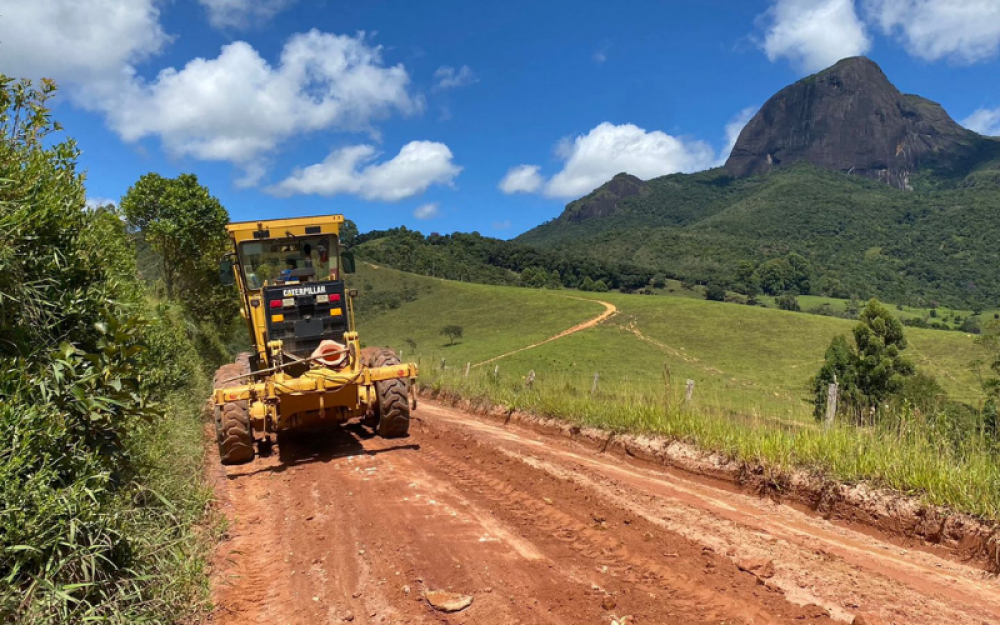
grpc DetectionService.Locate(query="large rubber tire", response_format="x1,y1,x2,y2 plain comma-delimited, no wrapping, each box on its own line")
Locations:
213,355,255,465
370,349,410,438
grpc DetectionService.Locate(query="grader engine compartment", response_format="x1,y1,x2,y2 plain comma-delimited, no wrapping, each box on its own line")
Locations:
210,213,418,465
262,281,348,359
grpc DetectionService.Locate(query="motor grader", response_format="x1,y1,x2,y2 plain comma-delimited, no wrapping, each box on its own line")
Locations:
211,214,417,465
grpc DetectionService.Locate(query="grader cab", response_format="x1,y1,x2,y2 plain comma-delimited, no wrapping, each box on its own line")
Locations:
211,214,417,465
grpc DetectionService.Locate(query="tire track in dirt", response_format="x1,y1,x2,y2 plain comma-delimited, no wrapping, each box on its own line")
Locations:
473,298,617,367
419,401,1000,625
208,415,836,623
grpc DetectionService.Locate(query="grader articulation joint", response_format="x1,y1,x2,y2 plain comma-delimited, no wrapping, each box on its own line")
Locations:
211,214,417,465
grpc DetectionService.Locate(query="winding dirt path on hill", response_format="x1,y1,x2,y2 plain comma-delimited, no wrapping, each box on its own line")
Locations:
473,298,617,367
207,399,1000,625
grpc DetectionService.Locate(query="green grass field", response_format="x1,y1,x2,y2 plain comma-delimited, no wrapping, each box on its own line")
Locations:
354,263,1000,520
355,263,985,418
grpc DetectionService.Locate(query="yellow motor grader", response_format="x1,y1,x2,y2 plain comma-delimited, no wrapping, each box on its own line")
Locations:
211,214,417,465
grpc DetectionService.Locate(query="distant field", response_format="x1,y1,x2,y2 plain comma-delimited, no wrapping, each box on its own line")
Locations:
354,263,985,420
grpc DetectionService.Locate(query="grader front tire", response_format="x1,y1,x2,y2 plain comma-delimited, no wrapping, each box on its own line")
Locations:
213,355,255,465
370,349,410,438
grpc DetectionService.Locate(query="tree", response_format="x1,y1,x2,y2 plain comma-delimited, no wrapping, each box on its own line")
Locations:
120,173,229,301
705,283,726,301
812,299,915,423
776,294,800,311
441,325,464,345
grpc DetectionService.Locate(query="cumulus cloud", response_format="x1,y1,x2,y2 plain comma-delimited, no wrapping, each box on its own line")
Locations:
962,108,1000,136
544,123,716,198
198,0,296,30
759,0,872,72
111,31,419,181
433,65,478,90
0,0,169,85
864,0,1000,64
267,140,461,201
498,165,545,194
718,106,758,165
0,9,423,185
413,203,440,220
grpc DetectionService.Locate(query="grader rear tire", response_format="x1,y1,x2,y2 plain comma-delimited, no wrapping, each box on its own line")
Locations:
370,349,410,438
213,356,255,465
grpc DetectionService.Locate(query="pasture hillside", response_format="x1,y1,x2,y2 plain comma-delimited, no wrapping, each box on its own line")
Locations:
353,264,983,419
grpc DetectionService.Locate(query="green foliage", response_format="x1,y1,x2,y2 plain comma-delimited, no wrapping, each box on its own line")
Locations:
441,324,464,345
812,299,915,423
705,283,726,301
0,77,213,623
517,164,1000,309
776,294,801,311
120,172,235,328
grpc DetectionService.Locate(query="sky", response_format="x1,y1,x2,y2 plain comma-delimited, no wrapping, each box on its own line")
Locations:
1,0,1000,238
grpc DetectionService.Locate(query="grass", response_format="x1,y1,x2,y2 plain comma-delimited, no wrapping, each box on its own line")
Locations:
424,365,1000,520
356,264,984,417
355,263,1000,520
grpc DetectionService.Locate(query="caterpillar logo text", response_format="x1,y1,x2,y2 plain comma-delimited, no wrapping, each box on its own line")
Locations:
283,286,326,297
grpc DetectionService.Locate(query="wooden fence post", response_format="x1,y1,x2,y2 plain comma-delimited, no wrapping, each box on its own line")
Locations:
494,365,499,380
440,357,446,371
465,362,471,378
825,378,839,429
684,379,695,405
526,370,535,389
591,372,600,396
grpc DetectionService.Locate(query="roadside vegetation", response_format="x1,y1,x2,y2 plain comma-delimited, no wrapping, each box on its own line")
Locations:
357,264,1000,520
0,78,236,624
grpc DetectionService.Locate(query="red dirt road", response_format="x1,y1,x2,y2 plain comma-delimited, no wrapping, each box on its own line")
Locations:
208,402,1000,624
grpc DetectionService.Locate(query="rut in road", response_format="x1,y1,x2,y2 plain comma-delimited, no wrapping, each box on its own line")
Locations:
209,398,1000,624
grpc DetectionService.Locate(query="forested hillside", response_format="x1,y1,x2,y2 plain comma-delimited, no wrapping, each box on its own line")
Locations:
517,162,1000,308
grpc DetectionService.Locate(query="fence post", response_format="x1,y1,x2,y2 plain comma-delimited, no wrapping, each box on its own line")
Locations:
440,357,446,371
591,372,600,396
825,378,839,429
465,362,471,378
399,350,403,361
684,379,695,405
494,365,499,380
526,370,535,389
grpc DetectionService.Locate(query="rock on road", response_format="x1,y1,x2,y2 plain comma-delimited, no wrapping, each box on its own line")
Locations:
207,401,1000,624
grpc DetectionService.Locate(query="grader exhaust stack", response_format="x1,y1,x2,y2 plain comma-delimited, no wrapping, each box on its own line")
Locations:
211,214,418,465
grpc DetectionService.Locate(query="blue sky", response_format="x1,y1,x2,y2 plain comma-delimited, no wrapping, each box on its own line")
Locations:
2,0,1000,237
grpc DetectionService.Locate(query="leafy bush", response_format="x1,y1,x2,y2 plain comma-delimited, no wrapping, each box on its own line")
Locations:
0,77,216,623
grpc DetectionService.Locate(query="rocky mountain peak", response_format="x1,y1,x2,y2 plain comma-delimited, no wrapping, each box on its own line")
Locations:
724,56,977,189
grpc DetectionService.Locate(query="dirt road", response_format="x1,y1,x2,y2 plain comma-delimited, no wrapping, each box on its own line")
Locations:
209,401,1000,624
474,298,617,367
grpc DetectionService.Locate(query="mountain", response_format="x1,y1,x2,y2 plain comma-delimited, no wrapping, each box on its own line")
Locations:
514,57,1000,308
725,57,983,190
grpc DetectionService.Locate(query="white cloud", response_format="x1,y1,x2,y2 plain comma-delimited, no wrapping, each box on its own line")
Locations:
498,165,544,194
198,0,295,30
492,219,513,230
267,140,461,201
543,123,716,198
85,197,117,210
433,65,478,90
718,106,758,165
593,51,608,64
0,11,423,185
413,203,440,220
962,108,1000,135
865,0,1000,64
759,0,872,73
109,31,421,180
0,0,169,84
